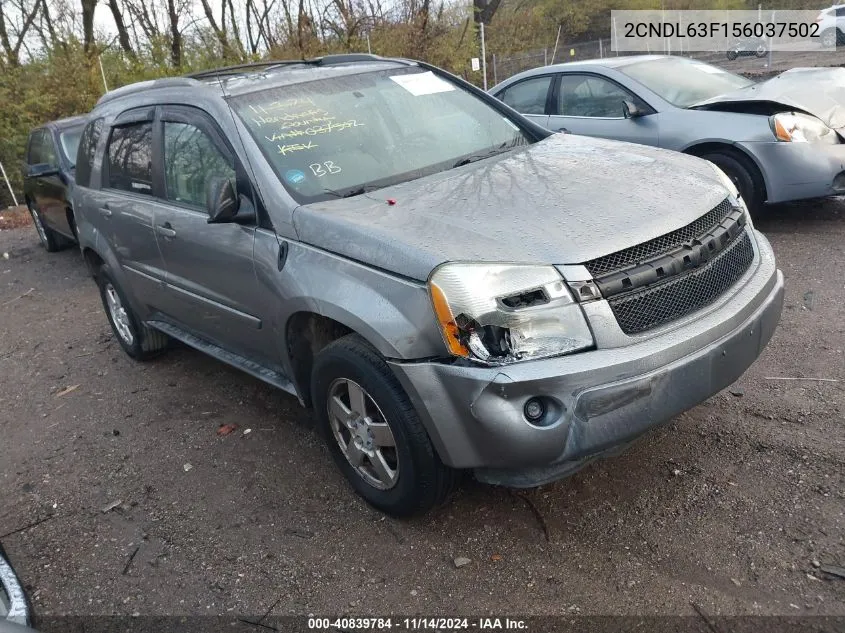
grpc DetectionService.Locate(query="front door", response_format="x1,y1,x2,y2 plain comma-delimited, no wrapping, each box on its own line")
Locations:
547,73,660,146
27,129,66,232
495,75,553,129
152,108,274,366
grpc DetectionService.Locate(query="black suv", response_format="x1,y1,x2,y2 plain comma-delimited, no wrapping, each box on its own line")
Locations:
22,115,87,251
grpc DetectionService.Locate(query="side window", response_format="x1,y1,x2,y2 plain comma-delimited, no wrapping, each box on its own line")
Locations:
498,76,552,115
75,118,104,188
107,122,154,195
558,75,639,118
163,121,235,208
40,131,58,166
28,130,57,166
835,7,845,17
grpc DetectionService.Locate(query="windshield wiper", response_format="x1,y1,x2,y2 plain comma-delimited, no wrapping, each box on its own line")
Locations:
323,184,384,199
452,142,517,168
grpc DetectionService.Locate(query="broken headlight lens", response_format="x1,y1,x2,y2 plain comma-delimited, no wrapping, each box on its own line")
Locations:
428,263,594,364
770,112,837,144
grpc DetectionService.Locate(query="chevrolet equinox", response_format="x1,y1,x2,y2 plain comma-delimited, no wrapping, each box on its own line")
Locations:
73,55,785,516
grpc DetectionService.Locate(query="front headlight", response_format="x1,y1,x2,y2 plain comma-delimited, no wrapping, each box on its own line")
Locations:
428,263,594,364
770,112,837,144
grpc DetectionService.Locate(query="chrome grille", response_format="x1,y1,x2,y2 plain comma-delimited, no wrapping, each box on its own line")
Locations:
608,230,755,335
585,199,735,277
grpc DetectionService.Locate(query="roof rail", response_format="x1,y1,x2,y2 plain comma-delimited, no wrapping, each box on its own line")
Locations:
312,53,391,64
96,77,201,106
186,54,408,81
186,60,308,80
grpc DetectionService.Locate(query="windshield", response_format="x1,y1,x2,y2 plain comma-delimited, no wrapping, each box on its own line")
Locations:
59,127,83,167
230,67,531,203
621,58,754,108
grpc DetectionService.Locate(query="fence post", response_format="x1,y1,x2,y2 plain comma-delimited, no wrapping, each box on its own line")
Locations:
492,54,497,86
544,48,548,65
599,38,603,58
480,22,488,91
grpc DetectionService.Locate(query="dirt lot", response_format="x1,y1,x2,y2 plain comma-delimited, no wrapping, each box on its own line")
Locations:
0,200,843,623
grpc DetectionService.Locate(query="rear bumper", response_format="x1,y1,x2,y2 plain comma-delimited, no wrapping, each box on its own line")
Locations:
388,230,784,487
739,140,845,203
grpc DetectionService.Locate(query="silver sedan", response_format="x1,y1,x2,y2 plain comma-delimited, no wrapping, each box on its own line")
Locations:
491,55,845,213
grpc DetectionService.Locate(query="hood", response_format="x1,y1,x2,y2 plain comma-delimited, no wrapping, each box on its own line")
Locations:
694,67,845,129
292,134,731,281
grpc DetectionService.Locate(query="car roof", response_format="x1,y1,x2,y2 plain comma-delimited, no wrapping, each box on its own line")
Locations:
94,55,417,109
490,55,674,91
547,54,670,70
40,114,88,131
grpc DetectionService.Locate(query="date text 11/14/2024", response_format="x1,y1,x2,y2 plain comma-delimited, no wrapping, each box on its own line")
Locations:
308,617,529,630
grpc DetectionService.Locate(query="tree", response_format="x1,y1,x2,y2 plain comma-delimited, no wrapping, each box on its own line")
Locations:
0,0,41,65
80,0,95,53
107,0,136,59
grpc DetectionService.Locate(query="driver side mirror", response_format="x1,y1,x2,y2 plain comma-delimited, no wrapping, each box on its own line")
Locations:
622,100,646,119
206,177,240,223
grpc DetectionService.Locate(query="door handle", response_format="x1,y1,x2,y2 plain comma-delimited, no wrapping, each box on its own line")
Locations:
99,207,112,217
156,223,176,238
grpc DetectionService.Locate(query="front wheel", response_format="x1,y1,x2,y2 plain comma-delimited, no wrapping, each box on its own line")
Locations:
821,28,839,49
755,46,767,58
311,334,457,517
700,150,765,217
726,50,738,61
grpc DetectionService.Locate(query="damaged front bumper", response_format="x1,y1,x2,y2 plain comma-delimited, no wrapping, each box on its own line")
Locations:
740,139,845,203
388,230,784,487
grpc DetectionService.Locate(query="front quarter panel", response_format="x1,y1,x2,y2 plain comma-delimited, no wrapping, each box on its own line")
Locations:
661,109,776,151
253,235,449,363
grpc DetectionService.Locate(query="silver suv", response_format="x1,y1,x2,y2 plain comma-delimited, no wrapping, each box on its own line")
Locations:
74,55,784,516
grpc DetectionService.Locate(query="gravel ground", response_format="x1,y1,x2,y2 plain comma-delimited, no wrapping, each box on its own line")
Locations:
0,200,843,624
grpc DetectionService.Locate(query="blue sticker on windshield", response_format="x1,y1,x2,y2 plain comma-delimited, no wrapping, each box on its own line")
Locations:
285,169,306,185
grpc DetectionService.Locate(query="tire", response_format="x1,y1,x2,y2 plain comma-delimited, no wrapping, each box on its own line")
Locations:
311,334,457,517
755,46,767,58
96,264,169,360
821,28,838,49
27,200,62,252
66,208,78,242
700,149,765,216
726,50,738,61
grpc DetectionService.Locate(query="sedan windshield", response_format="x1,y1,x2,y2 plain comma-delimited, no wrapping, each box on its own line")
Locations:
230,67,531,203
59,127,83,167
621,58,754,108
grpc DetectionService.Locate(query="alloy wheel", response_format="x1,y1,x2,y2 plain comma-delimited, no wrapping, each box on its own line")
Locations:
104,282,135,345
29,205,48,247
327,378,399,490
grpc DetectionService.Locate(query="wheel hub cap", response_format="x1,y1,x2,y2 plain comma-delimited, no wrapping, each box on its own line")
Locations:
104,283,134,345
327,378,399,490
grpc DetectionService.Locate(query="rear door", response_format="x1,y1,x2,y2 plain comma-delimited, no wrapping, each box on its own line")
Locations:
152,106,274,365
547,72,660,145
494,75,553,128
98,108,168,311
